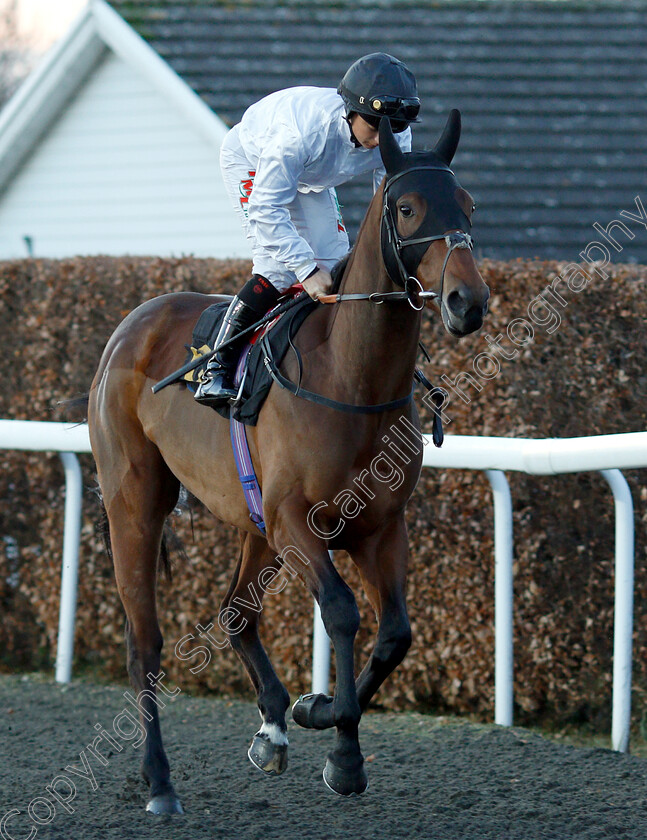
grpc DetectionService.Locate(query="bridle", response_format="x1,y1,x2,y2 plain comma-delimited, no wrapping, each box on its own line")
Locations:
382,165,474,309
254,164,472,428
323,164,474,310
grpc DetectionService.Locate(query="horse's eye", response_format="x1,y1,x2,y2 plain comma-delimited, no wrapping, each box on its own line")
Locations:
471,204,477,214
399,204,414,218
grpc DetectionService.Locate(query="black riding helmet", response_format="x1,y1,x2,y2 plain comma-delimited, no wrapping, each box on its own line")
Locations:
338,53,420,133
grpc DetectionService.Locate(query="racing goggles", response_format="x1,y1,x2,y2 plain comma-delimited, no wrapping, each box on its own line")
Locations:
362,114,408,134
368,95,420,122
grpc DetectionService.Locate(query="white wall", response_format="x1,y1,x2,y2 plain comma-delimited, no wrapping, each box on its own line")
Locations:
0,50,251,259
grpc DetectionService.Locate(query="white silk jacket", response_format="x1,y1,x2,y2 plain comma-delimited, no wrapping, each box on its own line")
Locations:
232,86,412,278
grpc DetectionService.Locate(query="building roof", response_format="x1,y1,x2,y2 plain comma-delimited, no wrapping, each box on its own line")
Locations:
0,0,229,196
105,0,647,262
0,0,248,258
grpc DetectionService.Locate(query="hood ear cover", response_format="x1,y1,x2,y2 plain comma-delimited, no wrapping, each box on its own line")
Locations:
379,117,405,174
378,109,469,289
434,109,461,166
379,108,462,173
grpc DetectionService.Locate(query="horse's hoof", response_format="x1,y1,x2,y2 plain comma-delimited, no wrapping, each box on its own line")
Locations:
145,793,184,815
323,758,369,797
248,733,288,776
291,693,334,730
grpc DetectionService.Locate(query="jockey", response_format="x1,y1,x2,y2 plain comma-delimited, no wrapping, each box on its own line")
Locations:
195,52,421,407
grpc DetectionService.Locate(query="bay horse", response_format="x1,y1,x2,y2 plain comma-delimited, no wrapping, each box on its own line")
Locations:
88,112,489,814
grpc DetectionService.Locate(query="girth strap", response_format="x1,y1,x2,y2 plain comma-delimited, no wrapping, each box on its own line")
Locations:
230,345,266,533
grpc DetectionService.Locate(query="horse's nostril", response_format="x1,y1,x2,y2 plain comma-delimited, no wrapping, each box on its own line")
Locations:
446,288,472,316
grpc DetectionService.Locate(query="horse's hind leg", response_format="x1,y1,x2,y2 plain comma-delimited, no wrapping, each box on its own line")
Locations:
221,533,291,776
97,435,182,815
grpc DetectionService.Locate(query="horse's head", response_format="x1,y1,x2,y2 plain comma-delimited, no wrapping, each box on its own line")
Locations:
379,111,489,336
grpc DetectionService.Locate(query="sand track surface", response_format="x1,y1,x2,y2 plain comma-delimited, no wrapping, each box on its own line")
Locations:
1,674,646,839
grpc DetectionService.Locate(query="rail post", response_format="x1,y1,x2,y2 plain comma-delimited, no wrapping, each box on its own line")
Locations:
600,469,634,752
486,470,514,727
55,452,83,683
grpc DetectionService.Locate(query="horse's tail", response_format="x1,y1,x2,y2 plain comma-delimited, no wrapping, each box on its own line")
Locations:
59,393,187,581
56,393,90,423
93,483,187,583
159,505,189,582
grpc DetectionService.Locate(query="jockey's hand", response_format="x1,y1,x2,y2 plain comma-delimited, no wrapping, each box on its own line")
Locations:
303,268,333,301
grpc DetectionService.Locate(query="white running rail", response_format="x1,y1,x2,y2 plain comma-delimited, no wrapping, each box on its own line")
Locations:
0,420,92,683
420,431,646,752
1,420,645,751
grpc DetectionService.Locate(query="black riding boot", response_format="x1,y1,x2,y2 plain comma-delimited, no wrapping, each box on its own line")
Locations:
194,295,259,407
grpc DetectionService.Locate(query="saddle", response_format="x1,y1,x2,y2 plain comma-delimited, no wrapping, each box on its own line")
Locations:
182,292,318,426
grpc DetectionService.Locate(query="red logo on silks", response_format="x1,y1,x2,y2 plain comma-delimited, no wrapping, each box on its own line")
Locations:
333,192,347,233
253,284,263,294
239,171,255,214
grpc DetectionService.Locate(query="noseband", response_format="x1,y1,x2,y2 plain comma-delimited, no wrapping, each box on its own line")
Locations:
380,165,473,309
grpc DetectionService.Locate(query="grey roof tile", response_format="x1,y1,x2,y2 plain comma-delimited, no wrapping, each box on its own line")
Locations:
106,0,647,262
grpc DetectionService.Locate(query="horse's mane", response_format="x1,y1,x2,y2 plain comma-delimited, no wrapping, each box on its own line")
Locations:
330,251,351,294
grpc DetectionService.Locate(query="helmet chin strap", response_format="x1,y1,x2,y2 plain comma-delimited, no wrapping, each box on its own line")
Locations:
345,114,363,148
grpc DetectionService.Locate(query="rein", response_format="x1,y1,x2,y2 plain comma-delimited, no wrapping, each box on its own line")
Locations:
260,332,443,444
261,334,416,415
154,163,466,435
319,228,472,311
319,285,436,308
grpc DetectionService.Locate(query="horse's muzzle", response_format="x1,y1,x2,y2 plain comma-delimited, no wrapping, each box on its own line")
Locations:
442,284,489,336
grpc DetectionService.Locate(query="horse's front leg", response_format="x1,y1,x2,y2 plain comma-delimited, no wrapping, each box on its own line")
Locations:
221,532,291,776
293,516,411,719
273,507,367,796
352,516,412,711
318,562,367,796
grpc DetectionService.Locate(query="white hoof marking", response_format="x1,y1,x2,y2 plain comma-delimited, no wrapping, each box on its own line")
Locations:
258,721,289,746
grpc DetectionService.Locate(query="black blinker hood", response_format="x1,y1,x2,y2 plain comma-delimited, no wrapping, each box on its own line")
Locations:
380,157,472,287
378,110,473,288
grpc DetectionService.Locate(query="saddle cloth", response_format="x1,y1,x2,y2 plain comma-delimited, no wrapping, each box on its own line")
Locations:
182,292,318,426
